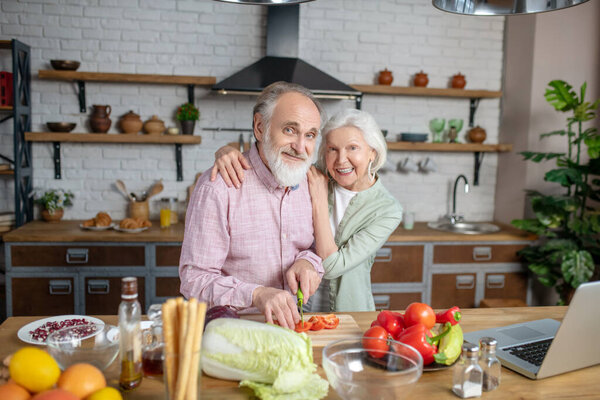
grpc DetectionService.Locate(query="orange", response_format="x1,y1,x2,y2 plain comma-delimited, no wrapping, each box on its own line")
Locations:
9,347,61,393
0,381,31,400
57,363,106,399
31,389,79,400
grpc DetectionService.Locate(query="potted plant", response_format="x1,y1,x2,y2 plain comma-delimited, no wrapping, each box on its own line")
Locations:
512,80,600,304
176,102,199,135
35,189,74,222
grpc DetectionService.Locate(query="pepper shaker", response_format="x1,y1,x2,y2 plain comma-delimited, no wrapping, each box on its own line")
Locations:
452,342,483,398
479,337,501,391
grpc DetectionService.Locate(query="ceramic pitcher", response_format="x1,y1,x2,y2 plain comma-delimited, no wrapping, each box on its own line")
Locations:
90,105,112,133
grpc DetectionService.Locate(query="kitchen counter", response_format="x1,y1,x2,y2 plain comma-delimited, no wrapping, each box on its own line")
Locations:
0,307,597,399
3,220,534,243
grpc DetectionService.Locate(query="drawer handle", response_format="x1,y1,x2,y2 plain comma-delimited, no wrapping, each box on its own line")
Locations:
373,295,391,310
49,280,72,295
375,247,392,262
88,279,110,294
473,246,492,261
486,274,505,289
456,275,475,290
66,248,89,264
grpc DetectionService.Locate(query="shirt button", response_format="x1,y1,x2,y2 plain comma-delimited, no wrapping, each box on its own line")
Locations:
282,233,287,239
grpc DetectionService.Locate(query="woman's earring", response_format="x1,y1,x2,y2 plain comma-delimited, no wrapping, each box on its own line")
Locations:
368,160,375,181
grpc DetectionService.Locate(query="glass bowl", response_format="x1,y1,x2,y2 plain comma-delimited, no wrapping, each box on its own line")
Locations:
322,337,423,400
46,323,119,371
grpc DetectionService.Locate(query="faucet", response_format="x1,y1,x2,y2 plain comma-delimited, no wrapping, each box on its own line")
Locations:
448,174,469,224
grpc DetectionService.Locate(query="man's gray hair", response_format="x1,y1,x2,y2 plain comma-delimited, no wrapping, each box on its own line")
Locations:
253,81,325,133
317,109,387,174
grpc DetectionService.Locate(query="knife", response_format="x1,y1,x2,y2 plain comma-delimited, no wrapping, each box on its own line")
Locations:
297,288,304,327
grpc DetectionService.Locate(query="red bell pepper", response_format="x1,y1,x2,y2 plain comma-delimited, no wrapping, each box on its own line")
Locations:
435,306,461,325
394,323,450,365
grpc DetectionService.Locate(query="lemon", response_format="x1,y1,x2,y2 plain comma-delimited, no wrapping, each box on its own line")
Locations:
9,346,61,393
86,387,123,400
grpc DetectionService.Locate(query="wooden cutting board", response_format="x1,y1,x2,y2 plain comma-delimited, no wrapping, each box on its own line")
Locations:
242,314,363,347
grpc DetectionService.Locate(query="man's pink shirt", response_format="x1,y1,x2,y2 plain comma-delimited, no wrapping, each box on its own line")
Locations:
179,143,323,312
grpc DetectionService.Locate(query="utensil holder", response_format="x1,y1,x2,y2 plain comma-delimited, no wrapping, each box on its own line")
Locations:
130,200,149,220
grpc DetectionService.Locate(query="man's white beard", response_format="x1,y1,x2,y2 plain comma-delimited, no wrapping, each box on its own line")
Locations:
262,132,314,187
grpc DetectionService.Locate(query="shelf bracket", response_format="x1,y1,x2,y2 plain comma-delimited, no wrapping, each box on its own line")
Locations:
473,151,484,186
53,141,62,179
77,80,86,113
175,144,183,181
187,85,195,104
0,114,13,124
355,95,362,110
0,153,14,164
468,98,480,127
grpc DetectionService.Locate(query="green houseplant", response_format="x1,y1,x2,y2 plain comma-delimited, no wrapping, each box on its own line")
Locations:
176,102,200,135
512,80,600,304
35,189,74,222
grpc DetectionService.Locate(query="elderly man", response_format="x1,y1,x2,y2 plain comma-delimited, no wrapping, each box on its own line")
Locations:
179,82,324,329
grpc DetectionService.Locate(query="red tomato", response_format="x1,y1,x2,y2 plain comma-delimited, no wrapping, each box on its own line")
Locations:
404,303,436,329
370,319,381,328
321,314,340,329
294,320,312,332
362,326,390,359
309,316,325,331
376,310,404,337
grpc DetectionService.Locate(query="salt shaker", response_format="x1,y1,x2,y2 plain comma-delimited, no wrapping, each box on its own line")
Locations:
479,337,501,391
452,342,483,398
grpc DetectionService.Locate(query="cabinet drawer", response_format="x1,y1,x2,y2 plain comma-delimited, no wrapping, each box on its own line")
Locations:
12,277,75,316
431,273,476,309
371,245,423,283
11,245,145,267
433,244,526,264
155,277,182,297
156,246,182,267
373,292,422,311
85,277,145,315
484,272,528,302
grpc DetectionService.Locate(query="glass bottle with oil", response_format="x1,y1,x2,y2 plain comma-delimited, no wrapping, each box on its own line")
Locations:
119,277,143,390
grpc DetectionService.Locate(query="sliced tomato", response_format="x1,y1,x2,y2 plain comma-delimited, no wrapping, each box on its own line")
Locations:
309,316,325,331
294,320,312,333
321,314,340,329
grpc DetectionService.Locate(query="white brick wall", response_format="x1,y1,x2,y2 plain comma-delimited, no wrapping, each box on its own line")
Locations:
0,0,505,222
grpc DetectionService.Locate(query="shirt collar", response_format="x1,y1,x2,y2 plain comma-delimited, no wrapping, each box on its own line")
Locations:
248,142,283,193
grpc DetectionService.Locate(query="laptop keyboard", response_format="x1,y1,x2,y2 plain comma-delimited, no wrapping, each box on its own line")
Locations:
504,338,553,366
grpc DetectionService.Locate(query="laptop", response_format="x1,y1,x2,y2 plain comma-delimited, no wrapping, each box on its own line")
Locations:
463,281,600,379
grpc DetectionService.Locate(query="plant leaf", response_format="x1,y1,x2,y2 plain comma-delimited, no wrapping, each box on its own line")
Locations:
584,135,600,159
528,263,551,276
538,275,557,287
545,80,578,112
540,130,567,139
544,168,581,187
561,250,595,287
511,219,556,236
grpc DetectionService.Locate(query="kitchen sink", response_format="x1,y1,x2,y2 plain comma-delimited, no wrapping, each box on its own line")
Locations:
427,220,501,235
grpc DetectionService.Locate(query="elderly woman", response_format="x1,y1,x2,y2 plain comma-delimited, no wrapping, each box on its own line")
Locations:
211,109,402,311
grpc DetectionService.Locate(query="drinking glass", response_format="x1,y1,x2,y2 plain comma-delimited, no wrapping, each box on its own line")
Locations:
448,119,464,143
429,118,445,143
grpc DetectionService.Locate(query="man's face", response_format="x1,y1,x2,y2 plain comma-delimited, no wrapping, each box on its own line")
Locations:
255,92,321,186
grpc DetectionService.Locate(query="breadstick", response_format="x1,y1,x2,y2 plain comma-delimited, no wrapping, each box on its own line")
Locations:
178,298,189,364
162,299,177,399
186,301,207,400
175,299,198,400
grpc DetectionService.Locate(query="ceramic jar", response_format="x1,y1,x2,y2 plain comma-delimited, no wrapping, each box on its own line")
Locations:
378,68,393,85
451,73,467,89
413,71,429,87
41,208,64,223
119,111,143,134
89,105,112,133
468,126,487,143
143,115,165,135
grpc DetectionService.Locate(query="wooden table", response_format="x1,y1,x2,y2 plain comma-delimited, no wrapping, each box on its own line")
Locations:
1,307,598,399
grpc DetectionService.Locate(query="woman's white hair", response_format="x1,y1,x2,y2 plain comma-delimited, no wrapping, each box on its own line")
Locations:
317,109,387,175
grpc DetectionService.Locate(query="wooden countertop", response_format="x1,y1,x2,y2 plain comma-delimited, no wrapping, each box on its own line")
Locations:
3,220,534,243
0,307,597,399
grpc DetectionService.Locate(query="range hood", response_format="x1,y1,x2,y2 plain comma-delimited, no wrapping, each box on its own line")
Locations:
212,4,361,100
432,0,589,16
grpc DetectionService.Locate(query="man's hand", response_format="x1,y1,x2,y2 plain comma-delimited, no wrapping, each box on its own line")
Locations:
286,259,322,304
209,145,251,188
252,286,300,330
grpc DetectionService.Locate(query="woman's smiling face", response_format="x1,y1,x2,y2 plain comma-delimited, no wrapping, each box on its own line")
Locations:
325,125,376,192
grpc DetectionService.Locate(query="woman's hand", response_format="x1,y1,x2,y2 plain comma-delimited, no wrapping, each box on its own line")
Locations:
307,166,329,206
210,145,251,188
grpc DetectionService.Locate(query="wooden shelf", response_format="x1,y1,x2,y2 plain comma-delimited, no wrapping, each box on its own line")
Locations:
38,70,216,86
0,169,15,176
386,142,511,152
26,132,202,144
0,40,11,50
0,105,13,112
351,84,502,99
